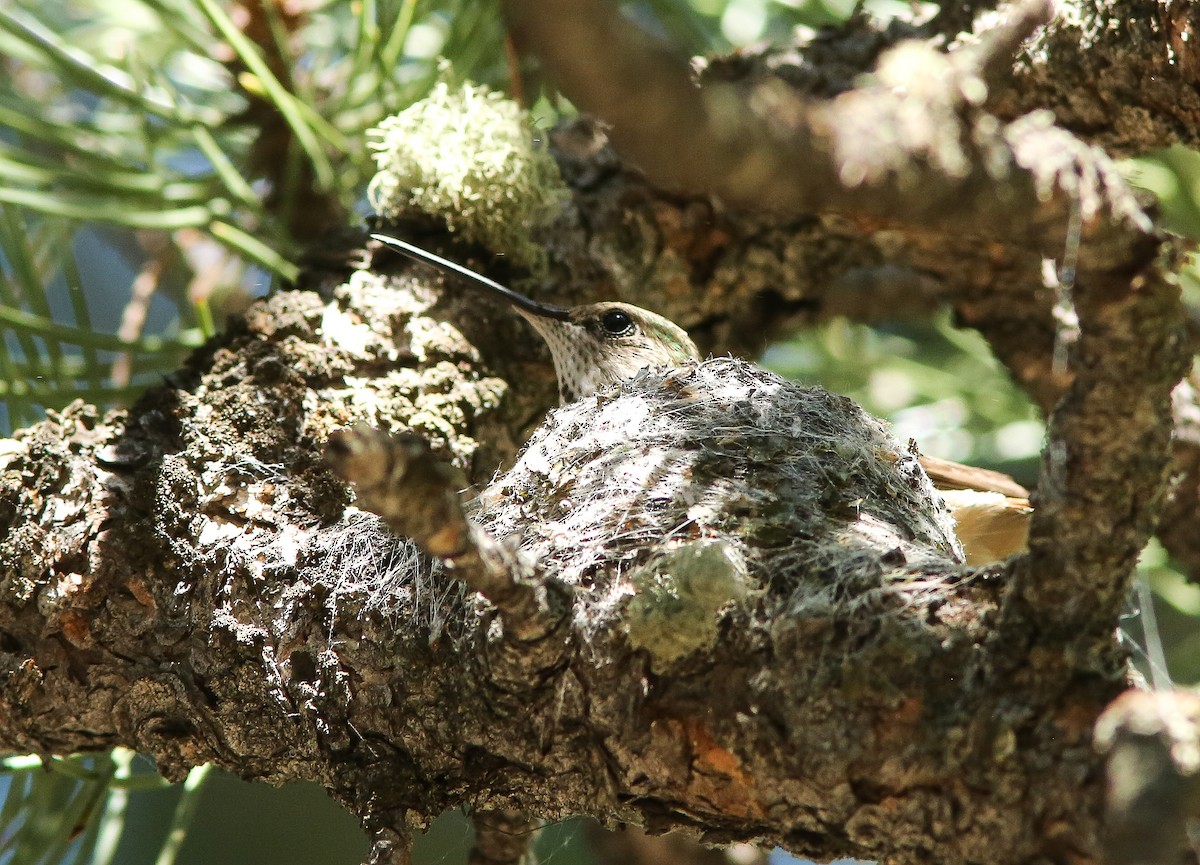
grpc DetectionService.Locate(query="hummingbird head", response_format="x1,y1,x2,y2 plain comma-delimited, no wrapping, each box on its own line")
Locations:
371,234,700,403
518,302,700,403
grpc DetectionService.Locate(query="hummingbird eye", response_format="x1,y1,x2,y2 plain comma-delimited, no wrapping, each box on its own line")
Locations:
599,309,636,337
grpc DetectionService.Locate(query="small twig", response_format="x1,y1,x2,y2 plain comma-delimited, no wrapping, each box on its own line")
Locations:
325,427,566,644
585,822,770,865
366,828,413,865
468,810,538,865
112,233,175,387
955,0,1055,85
503,31,526,108
153,763,213,865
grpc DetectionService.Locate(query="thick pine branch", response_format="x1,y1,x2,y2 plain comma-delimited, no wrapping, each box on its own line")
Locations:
1,0,1198,863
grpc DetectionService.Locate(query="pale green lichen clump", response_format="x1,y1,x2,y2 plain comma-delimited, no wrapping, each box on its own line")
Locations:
367,76,569,271
625,540,751,666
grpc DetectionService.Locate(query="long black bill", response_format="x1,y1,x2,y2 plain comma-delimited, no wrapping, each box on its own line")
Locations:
371,234,571,322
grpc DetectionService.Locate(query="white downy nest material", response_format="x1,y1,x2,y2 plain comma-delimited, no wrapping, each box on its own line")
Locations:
471,357,965,656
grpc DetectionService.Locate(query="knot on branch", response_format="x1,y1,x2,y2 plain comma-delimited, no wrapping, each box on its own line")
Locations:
1096,690,1200,865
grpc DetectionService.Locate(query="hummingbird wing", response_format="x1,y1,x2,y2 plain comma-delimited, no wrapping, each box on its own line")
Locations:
937,489,1033,565
917,455,1029,498
918,455,1032,565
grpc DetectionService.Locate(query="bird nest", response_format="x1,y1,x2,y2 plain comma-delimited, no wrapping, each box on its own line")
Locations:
472,357,965,659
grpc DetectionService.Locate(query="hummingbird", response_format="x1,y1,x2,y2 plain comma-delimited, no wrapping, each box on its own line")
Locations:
369,234,699,403
369,233,1032,564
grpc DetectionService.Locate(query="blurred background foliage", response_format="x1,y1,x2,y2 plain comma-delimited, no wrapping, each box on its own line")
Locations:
0,0,1195,863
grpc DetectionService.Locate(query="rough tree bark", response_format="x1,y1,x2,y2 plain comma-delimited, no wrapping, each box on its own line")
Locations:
2,0,1199,863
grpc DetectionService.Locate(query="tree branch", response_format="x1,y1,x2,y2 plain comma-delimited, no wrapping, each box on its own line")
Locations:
1014,250,1191,631
503,0,1152,265
0,270,1131,863
979,0,1200,155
